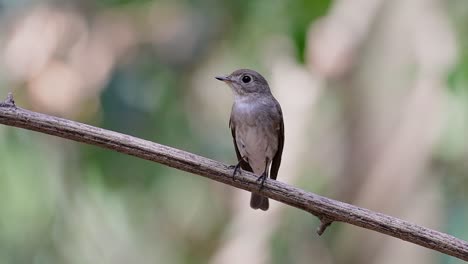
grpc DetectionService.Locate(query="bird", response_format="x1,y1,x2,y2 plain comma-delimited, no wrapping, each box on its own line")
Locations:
216,69,284,211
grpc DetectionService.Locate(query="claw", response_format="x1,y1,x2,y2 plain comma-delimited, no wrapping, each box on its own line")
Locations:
256,172,267,190
229,162,242,180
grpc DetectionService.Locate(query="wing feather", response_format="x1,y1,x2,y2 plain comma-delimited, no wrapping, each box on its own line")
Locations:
229,116,253,172
270,101,284,180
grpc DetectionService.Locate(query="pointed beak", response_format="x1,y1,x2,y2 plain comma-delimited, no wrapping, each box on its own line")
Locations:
215,75,232,82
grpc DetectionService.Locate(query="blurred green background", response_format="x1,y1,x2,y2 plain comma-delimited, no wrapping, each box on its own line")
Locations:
0,0,467,263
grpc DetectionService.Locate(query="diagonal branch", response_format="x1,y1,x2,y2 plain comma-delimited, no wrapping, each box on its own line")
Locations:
0,94,467,261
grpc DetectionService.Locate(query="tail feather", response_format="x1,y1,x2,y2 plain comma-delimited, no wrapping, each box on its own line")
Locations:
250,193,269,211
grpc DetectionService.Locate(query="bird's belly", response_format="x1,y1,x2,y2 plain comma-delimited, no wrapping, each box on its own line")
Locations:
236,126,278,175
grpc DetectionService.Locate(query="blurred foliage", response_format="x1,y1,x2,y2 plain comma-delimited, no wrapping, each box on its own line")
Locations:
0,0,467,264
0,0,332,263
288,0,330,62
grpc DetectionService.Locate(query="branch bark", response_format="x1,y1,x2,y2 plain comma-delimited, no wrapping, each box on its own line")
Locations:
0,94,467,261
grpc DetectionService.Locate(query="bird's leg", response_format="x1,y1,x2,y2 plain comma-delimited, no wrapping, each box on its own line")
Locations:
256,158,270,190
228,156,247,180
229,161,242,179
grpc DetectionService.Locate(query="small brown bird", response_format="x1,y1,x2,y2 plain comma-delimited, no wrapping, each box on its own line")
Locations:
216,69,284,211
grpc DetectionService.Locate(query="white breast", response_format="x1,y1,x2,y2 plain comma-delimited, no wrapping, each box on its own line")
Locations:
233,97,279,175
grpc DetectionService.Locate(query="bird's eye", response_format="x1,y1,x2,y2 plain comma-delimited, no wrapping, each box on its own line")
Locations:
241,75,252,83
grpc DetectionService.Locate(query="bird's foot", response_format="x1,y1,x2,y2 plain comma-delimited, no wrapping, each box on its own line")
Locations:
228,163,242,180
256,172,267,190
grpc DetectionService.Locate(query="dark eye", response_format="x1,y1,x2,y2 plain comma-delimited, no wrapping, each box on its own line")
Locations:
241,75,252,83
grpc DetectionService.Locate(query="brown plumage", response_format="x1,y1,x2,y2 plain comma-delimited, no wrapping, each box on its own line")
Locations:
216,69,284,211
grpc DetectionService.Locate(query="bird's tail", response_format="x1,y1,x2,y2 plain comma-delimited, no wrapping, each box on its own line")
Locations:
250,193,269,211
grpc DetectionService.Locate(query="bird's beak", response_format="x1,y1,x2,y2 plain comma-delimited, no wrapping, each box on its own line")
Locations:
215,75,232,82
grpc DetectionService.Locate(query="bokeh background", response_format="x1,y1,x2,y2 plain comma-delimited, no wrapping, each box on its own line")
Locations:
0,0,467,263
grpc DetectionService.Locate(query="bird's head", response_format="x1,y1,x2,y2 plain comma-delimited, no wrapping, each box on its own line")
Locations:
216,69,271,96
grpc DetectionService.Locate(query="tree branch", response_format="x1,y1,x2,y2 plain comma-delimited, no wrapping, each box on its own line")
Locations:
0,94,466,261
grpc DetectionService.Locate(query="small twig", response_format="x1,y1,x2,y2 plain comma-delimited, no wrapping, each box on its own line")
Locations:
0,93,467,261
317,217,333,236
0,92,15,107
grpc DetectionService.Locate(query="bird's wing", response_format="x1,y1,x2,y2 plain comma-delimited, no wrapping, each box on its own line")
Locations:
229,116,253,172
270,101,284,180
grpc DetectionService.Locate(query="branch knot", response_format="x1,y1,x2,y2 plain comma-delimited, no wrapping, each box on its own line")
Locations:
316,216,333,236
0,92,16,108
